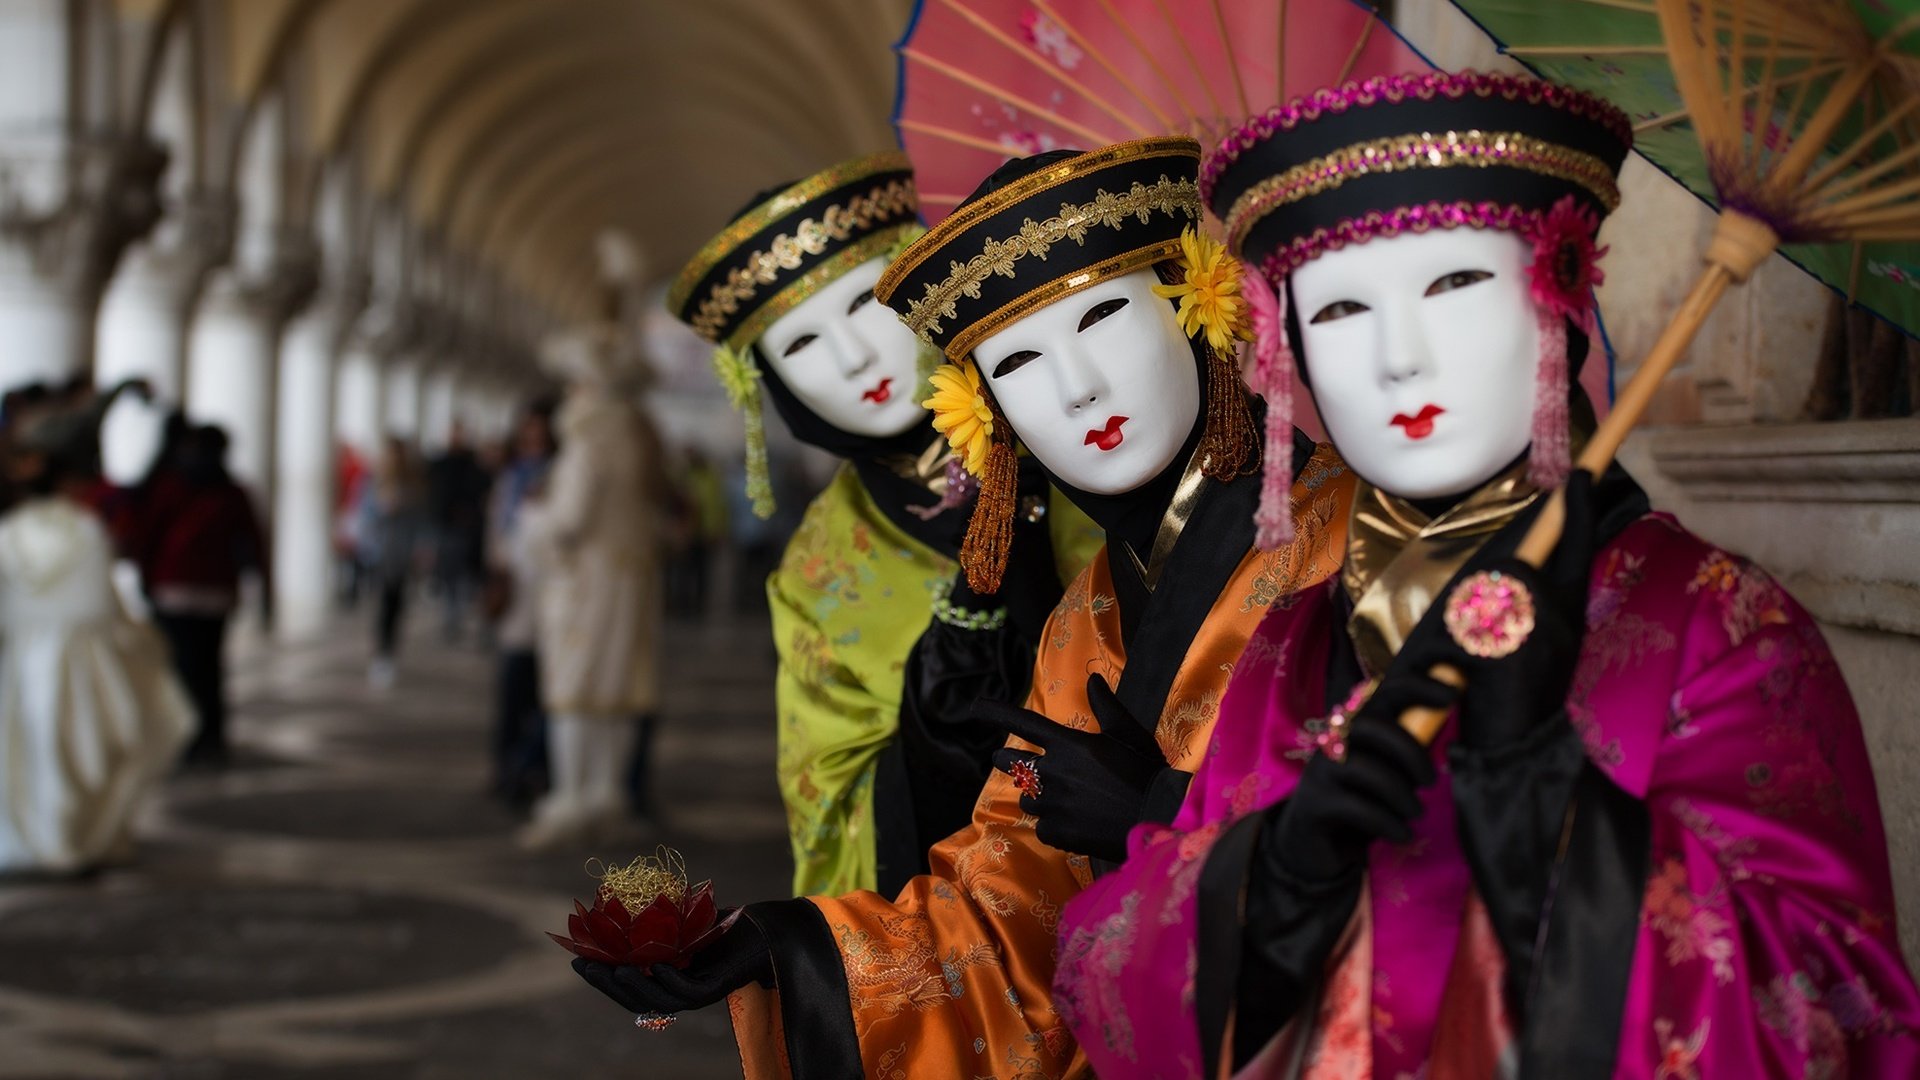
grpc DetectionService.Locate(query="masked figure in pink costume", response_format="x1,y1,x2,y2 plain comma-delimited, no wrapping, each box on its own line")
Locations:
1053,71,1920,1079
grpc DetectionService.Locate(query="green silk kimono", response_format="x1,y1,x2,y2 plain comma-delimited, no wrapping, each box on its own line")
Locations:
767,463,1098,895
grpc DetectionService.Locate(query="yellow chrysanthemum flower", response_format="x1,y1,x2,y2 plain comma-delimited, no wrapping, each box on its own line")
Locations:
923,360,995,476
1152,225,1254,353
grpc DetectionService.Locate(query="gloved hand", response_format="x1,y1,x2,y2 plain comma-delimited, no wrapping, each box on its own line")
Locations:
1392,468,1598,751
1233,675,1444,1067
572,910,772,1016
982,674,1170,862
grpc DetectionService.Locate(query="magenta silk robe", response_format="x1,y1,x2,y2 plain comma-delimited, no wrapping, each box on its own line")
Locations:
1055,514,1920,1078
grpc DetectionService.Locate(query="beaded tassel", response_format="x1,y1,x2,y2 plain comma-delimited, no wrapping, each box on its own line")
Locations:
959,397,1018,594
1244,271,1295,549
1198,343,1258,482
1528,309,1572,489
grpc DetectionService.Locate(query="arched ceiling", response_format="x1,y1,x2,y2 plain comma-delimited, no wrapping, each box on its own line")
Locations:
156,0,917,324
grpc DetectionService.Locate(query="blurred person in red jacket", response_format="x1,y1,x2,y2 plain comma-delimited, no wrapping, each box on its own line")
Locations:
133,424,269,767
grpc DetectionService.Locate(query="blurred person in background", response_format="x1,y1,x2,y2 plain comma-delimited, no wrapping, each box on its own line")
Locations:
425,419,489,643
486,403,557,809
0,393,194,874
132,424,269,767
517,325,665,849
359,435,424,689
332,440,368,609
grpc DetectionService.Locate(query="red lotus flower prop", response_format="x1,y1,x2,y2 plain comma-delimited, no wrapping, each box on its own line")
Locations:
547,848,738,969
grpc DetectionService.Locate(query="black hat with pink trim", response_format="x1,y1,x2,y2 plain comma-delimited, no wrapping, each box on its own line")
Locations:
1200,71,1633,546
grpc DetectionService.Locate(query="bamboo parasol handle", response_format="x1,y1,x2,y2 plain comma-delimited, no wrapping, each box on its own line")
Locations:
1397,211,1775,746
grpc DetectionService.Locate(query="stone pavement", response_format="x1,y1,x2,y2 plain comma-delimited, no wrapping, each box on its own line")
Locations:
0,613,792,1079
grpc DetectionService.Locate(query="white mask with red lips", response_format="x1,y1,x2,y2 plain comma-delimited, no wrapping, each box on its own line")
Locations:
1290,227,1542,502
758,257,928,439
971,269,1201,496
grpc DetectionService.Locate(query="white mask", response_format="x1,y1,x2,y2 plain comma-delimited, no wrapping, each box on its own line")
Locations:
972,269,1200,495
758,257,927,439
1291,227,1541,501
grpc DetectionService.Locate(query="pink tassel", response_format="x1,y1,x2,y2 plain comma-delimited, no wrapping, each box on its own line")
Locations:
1528,308,1572,489
1244,271,1295,549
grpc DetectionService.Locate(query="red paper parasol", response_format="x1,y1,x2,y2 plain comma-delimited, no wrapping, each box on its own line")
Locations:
891,0,1429,222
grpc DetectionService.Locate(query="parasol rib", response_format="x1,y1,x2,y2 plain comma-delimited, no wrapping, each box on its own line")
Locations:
1631,61,1850,136
897,118,1026,157
1337,13,1380,88
932,0,1152,140
1153,0,1228,122
1207,0,1252,119
1093,0,1201,121
1030,0,1177,131
902,48,1119,148
1811,132,1920,203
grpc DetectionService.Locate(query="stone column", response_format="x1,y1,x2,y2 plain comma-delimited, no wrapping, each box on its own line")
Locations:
383,354,422,440
94,190,233,480
185,241,318,506
0,136,167,393
274,268,367,639
419,362,457,452
335,346,384,455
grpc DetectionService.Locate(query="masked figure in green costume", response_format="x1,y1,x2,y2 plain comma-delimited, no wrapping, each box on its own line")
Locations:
666,154,1099,896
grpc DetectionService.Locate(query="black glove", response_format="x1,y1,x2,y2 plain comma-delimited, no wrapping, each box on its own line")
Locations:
1385,470,1603,1020
571,910,772,1017
983,674,1171,862
1232,666,1445,1068
1395,469,1598,751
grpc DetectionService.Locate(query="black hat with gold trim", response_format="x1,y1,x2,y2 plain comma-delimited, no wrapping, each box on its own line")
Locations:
878,136,1258,590
667,153,921,516
1201,71,1632,546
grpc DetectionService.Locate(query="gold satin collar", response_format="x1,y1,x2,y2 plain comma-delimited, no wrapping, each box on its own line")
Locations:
1124,445,1209,593
1341,460,1541,677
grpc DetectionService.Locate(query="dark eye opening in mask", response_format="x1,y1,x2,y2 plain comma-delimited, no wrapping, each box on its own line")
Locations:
991,350,1043,379
847,289,876,315
1309,299,1371,324
781,333,817,358
1424,269,1494,296
1077,297,1129,332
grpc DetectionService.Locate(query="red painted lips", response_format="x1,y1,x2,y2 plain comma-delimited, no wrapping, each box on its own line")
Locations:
861,378,893,404
1391,404,1445,440
1084,415,1129,451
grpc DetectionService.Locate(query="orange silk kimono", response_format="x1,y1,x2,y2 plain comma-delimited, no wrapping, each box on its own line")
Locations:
730,446,1355,1079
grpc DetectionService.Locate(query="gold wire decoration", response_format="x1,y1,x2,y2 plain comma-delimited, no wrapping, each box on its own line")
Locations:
588,846,691,912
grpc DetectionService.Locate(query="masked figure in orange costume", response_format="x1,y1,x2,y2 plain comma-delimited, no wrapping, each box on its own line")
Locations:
575,137,1355,1078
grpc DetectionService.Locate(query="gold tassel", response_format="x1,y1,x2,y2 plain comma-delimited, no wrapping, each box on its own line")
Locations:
1198,341,1257,481
959,396,1018,594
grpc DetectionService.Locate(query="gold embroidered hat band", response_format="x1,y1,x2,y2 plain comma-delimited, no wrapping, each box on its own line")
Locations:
875,136,1204,362
668,153,920,353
